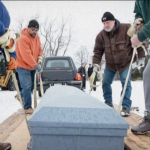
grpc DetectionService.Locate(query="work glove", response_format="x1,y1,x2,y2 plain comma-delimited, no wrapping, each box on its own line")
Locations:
137,57,145,70
6,57,17,70
0,29,20,62
37,56,42,65
0,29,19,51
34,64,42,73
127,18,144,48
93,64,100,72
127,18,143,38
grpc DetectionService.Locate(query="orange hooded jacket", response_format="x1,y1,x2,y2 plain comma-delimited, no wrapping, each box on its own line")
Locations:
16,28,42,70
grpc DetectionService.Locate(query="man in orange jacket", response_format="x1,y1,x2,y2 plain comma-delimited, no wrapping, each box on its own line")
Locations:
16,19,43,114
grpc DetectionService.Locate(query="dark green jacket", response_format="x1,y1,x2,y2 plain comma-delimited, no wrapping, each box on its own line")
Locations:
134,0,150,41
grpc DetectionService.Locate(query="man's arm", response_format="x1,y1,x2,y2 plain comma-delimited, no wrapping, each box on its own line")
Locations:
126,24,145,58
137,22,150,42
0,21,5,53
0,21,5,36
134,1,143,20
134,1,150,41
0,21,17,60
0,1,17,69
18,38,37,69
92,34,104,65
0,1,10,29
9,51,16,59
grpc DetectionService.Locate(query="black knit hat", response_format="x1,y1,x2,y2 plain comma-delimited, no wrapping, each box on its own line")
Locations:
28,19,39,29
101,12,115,22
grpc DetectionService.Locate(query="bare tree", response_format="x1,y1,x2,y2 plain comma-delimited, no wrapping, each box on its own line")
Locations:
31,13,40,21
40,18,72,57
14,13,41,34
14,15,72,58
15,17,26,33
75,46,89,66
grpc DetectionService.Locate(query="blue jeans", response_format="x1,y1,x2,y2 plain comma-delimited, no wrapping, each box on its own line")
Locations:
17,68,36,109
102,67,132,109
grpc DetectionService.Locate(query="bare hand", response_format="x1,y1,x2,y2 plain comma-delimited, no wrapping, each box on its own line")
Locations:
131,34,141,48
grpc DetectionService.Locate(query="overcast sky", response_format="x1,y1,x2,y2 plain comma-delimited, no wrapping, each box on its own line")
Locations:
3,1,136,64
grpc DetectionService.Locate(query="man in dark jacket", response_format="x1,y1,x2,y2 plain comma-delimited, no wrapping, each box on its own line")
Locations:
131,0,150,135
93,12,145,117
78,63,86,91
0,1,12,150
0,1,17,69
88,64,96,91
88,64,93,78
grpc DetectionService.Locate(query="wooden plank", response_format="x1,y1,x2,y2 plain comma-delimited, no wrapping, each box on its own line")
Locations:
1,108,150,150
0,109,31,150
0,109,24,141
3,118,30,150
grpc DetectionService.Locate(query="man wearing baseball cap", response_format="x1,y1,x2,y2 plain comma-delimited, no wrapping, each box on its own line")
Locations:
92,12,145,116
16,19,43,114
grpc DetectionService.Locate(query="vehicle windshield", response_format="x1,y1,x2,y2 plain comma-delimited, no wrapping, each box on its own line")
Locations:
46,59,70,68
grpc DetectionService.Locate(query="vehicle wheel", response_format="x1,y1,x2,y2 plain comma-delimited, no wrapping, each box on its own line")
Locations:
1,86,8,90
7,76,16,91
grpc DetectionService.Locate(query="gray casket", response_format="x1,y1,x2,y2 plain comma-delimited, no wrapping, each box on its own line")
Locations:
28,85,129,150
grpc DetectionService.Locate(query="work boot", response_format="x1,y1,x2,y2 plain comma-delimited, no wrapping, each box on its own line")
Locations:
25,108,34,114
0,142,11,150
131,111,150,135
120,107,130,117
